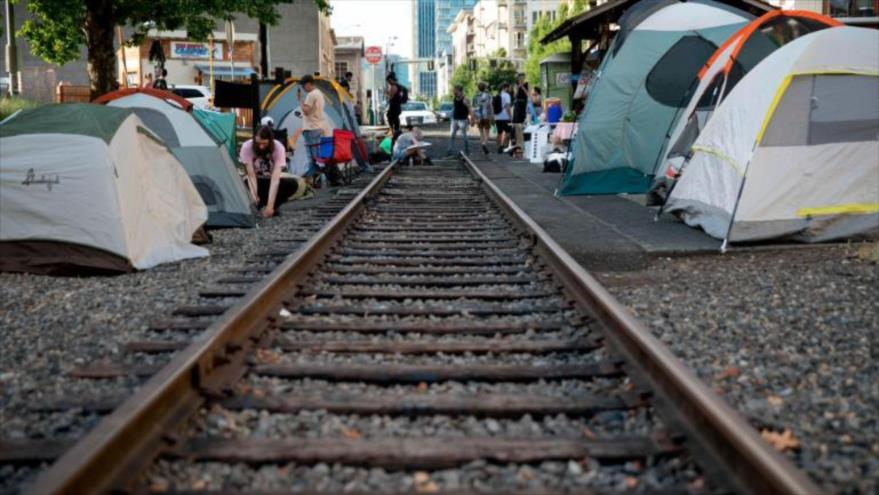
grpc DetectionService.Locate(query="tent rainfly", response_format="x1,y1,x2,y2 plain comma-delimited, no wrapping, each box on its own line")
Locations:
649,10,842,203
95,88,256,228
0,104,209,274
559,0,752,196
664,27,879,246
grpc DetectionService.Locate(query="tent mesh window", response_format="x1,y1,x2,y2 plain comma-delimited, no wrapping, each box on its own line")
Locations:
645,36,718,107
130,108,181,148
762,74,879,147
737,17,835,75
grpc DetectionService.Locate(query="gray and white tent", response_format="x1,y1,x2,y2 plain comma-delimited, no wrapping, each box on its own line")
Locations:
665,27,879,246
0,104,209,274
98,89,255,228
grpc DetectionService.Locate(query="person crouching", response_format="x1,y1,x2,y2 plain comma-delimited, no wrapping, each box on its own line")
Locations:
240,125,297,217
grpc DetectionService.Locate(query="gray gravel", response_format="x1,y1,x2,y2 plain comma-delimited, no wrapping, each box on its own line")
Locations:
145,457,703,493
0,180,372,495
597,244,879,494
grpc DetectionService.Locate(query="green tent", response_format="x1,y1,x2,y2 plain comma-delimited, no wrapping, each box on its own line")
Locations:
193,108,237,163
559,0,751,196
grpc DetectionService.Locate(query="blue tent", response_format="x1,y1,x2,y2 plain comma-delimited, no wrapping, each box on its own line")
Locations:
559,0,752,196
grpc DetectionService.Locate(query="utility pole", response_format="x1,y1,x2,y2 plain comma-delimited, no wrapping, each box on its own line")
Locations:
4,0,21,97
258,23,270,80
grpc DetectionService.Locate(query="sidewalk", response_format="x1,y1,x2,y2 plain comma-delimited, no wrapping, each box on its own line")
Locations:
468,154,720,272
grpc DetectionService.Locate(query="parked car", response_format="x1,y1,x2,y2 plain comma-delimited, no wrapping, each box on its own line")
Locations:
170,85,211,108
435,101,453,122
400,101,437,126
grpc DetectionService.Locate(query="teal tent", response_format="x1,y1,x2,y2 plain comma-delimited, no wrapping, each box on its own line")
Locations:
193,108,237,163
559,0,752,196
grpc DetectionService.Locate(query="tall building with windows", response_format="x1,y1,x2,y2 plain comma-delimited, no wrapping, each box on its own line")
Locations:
413,0,437,97
436,0,479,58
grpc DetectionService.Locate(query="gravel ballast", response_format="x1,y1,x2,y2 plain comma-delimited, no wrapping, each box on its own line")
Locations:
597,244,879,494
0,181,371,495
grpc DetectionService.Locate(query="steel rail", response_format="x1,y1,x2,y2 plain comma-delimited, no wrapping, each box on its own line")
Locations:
26,163,400,495
459,153,819,495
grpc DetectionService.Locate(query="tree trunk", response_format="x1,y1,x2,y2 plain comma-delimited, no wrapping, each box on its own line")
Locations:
85,0,117,100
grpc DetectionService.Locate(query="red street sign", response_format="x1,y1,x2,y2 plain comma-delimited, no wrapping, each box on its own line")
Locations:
365,46,383,65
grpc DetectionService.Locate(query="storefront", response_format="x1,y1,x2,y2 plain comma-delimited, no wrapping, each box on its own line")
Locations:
118,30,258,90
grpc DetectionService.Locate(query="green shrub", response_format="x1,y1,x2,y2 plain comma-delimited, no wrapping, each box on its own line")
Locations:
0,97,39,121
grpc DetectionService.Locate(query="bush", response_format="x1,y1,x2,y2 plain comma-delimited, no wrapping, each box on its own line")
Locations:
0,97,39,121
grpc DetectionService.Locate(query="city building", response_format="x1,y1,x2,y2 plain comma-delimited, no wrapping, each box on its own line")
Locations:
412,0,438,98
334,36,366,122
436,0,480,58
1,0,335,102
118,30,258,88
527,1,565,30
241,1,336,80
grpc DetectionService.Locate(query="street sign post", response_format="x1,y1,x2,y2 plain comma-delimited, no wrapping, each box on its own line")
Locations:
365,46,383,65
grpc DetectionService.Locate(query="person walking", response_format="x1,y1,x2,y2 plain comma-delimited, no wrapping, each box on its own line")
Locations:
447,85,471,156
493,83,512,154
386,74,403,145
297,74,332,185
473,82,493,155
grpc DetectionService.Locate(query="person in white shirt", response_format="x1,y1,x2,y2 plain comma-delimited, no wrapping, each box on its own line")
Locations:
493,83,512,153
296,74,332,182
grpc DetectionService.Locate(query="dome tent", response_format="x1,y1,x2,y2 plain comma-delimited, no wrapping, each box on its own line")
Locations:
664,27,879,246
648,10,841,204
260,77,367,175
558,0,752,196
0,104,209,274
94,88,255,228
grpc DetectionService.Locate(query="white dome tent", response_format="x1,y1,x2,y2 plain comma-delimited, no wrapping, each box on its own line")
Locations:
664,27,879,248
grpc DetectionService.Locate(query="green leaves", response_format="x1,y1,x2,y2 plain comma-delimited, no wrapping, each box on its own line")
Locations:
524,0,588,88
17,0,86,65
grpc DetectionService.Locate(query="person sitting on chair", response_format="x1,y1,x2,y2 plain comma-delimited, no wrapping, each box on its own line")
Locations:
240,125,296,217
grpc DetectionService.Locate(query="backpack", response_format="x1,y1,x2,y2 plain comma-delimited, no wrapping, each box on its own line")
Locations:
399,85,409,104
543,150,567,173
492,94,503,114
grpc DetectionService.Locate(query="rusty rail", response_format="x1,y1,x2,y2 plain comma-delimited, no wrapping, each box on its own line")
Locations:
459,153,818,495
26,163,399,494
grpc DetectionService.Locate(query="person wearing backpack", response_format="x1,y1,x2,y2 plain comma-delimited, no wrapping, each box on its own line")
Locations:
473,82,493,156
493,83,512,154
386,73,408,146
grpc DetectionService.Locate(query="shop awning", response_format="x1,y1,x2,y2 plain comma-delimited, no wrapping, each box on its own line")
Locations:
195,63,257,78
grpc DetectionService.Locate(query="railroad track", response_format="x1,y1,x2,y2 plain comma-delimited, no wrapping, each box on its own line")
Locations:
17,157,817,494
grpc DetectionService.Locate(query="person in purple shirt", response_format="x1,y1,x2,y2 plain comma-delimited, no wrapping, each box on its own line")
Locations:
240,125,288,217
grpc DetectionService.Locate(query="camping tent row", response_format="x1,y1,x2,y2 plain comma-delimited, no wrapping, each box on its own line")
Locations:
0,104,209,274
94,88,256,229
260,76,368,176
559,0,878,244
562,3,841,197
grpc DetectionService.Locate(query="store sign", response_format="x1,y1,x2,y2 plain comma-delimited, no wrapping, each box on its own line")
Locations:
170,42,224,60
555,72,571,85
